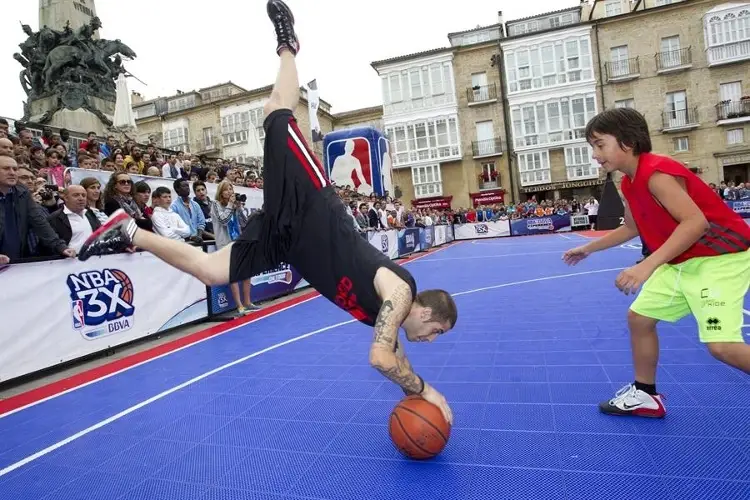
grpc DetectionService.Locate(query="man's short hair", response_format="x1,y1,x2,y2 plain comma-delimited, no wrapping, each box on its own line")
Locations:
153,186,171,198
584,108,652,155
415,289,457,328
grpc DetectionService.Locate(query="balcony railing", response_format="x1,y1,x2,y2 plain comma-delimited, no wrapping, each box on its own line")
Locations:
716,99,750,122
194,138,220,153
661,107,699,131
467,84,497,104
605,57,640,81
656,47,692,71
707,39,750,66
472,137,503,157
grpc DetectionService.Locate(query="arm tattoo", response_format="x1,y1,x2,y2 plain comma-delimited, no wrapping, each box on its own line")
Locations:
371,283,423,394
379,357,424,395
372,282,411,348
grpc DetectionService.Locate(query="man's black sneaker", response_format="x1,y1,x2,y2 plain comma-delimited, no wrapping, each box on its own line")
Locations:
267,0,300,56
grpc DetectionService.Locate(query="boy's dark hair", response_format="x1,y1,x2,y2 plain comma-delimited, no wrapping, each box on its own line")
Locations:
193,180,206,193
153,186,171,198
134,180,151,194
585,108,652,155
415,289,458,329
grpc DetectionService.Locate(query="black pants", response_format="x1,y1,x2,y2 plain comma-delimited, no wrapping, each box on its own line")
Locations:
228,108,331,283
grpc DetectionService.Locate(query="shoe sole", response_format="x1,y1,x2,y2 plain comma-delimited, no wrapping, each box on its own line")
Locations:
599,404,666,418
267,0,295,24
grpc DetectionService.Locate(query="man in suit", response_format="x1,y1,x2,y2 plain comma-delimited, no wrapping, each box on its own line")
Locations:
48,185,101,253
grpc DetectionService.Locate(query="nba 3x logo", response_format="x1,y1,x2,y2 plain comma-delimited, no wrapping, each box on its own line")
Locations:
67,268,136,340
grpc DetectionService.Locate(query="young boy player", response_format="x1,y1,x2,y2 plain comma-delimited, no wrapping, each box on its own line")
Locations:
563,107,750,418
78,0,457,424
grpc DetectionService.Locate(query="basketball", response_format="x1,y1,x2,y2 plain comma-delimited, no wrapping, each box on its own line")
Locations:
388,395,451,459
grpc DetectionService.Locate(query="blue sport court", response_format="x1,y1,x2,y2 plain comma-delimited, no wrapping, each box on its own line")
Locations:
1,233,749,500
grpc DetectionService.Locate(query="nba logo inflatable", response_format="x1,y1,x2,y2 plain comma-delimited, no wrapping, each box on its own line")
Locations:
323,127,393,197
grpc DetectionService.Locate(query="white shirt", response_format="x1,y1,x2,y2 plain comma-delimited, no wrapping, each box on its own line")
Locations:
585,201,599,216
152,206,192,240
162,163,182,179
64,206,94,252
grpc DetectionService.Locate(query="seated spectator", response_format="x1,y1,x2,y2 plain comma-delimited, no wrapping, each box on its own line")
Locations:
0,155,74,263
123,146,145,173
0,138,13,157
170,178,207,241
47,185,102,252
132,181,154,224
102,171,152,231
150,186,193,241
113,152,126,171
79,176,109,224
193,181,215,236
162,155,182,179
100,157,116,172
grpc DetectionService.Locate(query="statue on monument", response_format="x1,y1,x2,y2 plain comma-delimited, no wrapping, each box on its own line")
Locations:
14,16,137,126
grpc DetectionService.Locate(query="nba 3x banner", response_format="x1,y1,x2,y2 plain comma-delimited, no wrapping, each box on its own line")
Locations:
0,252,208,383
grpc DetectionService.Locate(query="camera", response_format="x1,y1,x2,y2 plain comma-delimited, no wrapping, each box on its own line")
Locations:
235,193,247,203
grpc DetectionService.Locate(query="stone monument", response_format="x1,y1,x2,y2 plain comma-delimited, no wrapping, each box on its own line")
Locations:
14,0,137,135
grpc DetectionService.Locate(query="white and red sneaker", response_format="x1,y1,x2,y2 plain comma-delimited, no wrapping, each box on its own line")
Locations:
599,383,666,418
78,209,138,261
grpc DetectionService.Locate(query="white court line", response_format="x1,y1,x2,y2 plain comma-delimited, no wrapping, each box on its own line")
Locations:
452,267,626,297
412,250,567,262
557,233,575,241
0,320,356,477
0,265,627,476
0,295,322,419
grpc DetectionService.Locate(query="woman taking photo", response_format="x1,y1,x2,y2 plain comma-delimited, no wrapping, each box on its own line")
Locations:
211,180,260,316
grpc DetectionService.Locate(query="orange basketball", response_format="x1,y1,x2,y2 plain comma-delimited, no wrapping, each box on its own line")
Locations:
389,395,451,460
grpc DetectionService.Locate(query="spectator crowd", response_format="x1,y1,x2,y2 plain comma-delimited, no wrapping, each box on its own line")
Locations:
13,119,746,315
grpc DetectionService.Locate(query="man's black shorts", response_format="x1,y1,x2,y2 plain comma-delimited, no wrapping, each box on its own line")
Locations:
228,108,331,283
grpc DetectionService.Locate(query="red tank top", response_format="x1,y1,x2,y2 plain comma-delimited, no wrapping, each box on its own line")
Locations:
622,152,750,264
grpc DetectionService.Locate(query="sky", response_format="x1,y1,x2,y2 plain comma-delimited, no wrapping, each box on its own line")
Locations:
0,0,577,119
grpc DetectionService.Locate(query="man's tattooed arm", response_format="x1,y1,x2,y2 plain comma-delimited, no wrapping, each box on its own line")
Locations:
369,282,424,395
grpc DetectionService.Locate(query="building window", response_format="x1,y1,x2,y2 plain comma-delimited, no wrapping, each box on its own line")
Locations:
673,136,689,152
411,164,442,198
614,98,635,109
565,145,598,180
163,128,189,152
381,62,455,113
510,93,597,149
665,90,688,127
167,95,196,112
728,128,744,144
605,0,622,17
385,115,461,166
705,9,750,65
518,151,551,186
480,162,499,188
609,45,631,77
221,108,265,146
505,35,593,93
660,36,682,68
